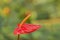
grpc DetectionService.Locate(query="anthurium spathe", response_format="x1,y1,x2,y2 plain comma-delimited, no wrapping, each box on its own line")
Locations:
14,23,40,35
14,13,41,35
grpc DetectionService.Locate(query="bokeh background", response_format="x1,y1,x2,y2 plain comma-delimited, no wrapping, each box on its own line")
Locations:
0,0,60,40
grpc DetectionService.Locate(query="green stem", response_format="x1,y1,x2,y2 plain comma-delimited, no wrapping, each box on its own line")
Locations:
17,34,20,40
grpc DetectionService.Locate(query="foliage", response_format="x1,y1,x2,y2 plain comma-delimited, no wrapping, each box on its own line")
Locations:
0,0,60,40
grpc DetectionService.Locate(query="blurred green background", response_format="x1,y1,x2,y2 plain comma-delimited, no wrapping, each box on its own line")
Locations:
0,0,60,40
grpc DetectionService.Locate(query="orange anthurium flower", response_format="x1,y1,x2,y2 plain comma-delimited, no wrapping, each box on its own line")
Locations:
3,7,10,15
14,13,41,35
1,7,10,17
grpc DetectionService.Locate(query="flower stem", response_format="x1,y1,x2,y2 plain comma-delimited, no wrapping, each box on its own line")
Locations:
17,34,20,40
